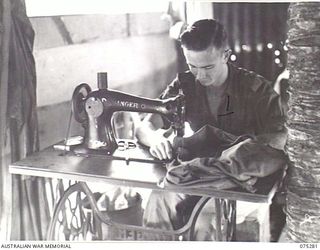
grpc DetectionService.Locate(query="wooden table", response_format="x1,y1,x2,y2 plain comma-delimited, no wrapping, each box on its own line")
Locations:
9,143,283,241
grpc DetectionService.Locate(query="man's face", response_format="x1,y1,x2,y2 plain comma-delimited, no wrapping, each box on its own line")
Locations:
183,46,229,87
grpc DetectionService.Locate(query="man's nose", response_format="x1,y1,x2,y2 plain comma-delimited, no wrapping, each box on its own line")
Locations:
196,68,206,79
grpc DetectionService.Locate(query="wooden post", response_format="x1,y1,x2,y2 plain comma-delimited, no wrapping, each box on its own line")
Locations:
0,0,12,240
285,2,320,242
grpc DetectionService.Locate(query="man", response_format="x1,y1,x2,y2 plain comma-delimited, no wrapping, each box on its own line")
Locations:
136,19,287,240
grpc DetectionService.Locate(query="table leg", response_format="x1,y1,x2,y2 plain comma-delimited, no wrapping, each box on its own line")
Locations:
214,198,237,241
227,200,237,241
215,198,223,241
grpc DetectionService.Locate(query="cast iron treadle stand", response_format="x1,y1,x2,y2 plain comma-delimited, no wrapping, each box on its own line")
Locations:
47,182,236,241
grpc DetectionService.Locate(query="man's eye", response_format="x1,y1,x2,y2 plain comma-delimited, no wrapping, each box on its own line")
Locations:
188,65,214,70
204,66,214,70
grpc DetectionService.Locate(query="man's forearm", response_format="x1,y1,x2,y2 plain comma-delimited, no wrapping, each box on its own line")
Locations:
135,121,158,147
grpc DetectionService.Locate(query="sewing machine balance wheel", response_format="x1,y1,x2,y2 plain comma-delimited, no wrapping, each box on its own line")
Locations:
72,83,92,123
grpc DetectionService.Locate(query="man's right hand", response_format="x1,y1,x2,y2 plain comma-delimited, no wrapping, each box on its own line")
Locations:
149,129,174,160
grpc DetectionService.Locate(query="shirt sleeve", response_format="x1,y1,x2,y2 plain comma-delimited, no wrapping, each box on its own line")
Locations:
156,77,183,129
159,77,181,99
255,85,286,135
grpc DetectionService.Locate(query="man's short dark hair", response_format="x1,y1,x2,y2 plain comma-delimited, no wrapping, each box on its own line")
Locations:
180,19,228,51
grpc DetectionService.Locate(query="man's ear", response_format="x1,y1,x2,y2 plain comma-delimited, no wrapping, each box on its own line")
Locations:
223,49,232,63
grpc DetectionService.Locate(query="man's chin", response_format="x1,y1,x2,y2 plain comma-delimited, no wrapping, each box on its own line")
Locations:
198,80,214,86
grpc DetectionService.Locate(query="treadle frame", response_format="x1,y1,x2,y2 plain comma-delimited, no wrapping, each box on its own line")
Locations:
47,182,221,241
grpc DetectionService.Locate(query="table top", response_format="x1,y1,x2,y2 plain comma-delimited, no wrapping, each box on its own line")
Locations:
9,143,283,203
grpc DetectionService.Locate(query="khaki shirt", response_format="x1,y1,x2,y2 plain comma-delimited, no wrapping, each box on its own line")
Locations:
160,63,285,137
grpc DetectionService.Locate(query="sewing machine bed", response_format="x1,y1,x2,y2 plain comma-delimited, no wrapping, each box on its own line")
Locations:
9,141,284,203
53,137,164,164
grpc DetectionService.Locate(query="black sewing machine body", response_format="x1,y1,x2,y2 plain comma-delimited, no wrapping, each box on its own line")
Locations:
70,76,185,162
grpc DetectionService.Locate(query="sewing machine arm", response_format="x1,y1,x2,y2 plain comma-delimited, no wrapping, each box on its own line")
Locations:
72,83,185,156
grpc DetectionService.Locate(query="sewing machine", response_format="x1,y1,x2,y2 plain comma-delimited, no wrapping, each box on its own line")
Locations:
67,72,185,163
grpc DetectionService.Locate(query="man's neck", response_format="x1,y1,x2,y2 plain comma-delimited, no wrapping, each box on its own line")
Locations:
220,63,229,86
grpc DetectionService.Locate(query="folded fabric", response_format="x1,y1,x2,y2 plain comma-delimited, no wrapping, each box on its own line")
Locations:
172,125,253,161
163,125,287,192
163,158,258,192
215,138,287,180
